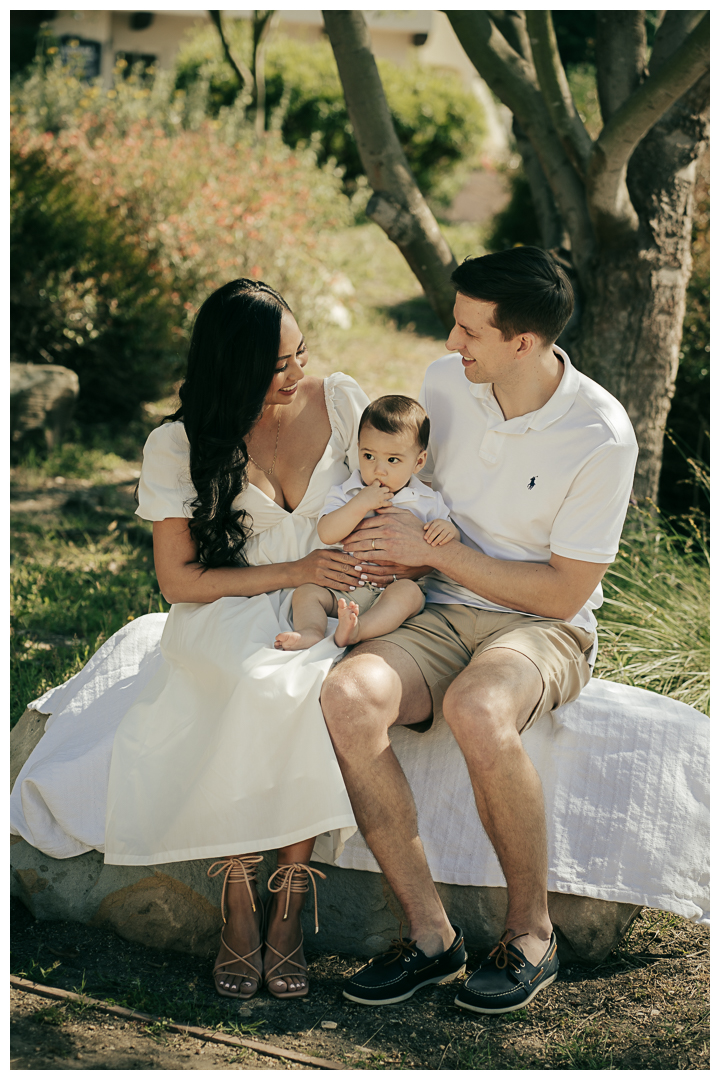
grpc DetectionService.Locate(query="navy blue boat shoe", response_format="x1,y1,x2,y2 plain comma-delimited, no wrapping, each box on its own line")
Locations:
343,925,466,1006
455,932,559,1015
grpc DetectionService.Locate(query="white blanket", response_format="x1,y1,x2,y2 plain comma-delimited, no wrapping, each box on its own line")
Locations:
11,614,709,924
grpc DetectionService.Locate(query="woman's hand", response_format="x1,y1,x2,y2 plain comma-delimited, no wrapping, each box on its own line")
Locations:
294,547,364,591
355,561,433,588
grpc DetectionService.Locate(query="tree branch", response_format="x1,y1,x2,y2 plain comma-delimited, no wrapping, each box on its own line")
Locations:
208,10,253,91
648,9,706,74
252,11,278,138
587,13,710,242
595,12,646,123
526,10,593,177
512,118,569,249
322,10,457,328
446,10,595,284
487,10,533,62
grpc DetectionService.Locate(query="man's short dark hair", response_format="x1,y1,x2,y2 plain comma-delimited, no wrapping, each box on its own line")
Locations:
359,395,430,451
451,247,574,345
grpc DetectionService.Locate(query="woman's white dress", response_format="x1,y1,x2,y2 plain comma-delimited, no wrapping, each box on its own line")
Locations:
20,372,368,867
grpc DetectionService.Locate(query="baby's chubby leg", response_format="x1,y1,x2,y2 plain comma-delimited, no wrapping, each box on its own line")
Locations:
335,579,425,649
274,584,337,651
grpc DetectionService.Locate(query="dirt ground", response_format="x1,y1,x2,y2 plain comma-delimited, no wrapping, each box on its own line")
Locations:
10,897,709,1071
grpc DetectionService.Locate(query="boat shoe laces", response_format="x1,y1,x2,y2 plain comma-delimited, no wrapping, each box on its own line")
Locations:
343,921,466,1006
488,932,528,973
455,931,559,1015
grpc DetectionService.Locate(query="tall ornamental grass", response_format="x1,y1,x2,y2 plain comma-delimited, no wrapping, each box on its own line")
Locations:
594,506,709,716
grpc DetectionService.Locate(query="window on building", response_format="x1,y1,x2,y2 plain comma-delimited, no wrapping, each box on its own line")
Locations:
59,35,102,79
115,50,157,79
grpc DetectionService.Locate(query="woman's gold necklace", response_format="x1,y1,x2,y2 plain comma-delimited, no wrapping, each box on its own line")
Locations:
247,414,281,476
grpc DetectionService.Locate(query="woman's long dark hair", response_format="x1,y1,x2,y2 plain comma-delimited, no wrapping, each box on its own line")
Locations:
167,279,291,568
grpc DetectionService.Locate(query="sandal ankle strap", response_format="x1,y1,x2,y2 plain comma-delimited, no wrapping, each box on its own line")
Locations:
267,862,327,934
207,854,264,923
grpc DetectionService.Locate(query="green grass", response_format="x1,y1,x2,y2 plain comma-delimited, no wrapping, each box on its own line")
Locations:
11,496,167,728
594,511,709,715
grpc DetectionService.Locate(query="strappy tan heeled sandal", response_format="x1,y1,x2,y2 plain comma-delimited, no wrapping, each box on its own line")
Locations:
207,854,264,1000
264,862,327,1000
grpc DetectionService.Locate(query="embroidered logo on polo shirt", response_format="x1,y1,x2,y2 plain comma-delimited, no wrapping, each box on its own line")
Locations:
527,476,538,490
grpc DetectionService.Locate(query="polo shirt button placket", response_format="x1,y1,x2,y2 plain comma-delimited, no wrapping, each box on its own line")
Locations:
479,430,500,464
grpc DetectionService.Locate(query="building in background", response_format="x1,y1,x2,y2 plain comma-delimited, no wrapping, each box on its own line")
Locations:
39,9,510,157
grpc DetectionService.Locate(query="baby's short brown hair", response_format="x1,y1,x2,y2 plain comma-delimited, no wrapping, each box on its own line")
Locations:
358,395,430,451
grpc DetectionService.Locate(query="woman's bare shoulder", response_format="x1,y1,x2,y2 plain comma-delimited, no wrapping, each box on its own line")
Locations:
296,375,328,413
301,375,326,397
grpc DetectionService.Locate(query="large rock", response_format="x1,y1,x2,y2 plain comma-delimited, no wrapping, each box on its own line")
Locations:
10,362,80,450
11,709,640,964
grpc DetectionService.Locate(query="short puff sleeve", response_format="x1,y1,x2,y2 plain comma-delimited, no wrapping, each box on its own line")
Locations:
324,372,370,473
135,422,197,521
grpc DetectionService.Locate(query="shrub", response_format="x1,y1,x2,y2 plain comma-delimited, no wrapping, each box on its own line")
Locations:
485,166,541,251
174,26,486,204
11,60,353,426
10,144,177,424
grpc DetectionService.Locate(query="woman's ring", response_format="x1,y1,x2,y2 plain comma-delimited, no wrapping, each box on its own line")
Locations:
393,574,397,582
371,539,376,550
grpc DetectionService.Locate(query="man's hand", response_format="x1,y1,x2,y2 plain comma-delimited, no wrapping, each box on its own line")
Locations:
342,507,432,568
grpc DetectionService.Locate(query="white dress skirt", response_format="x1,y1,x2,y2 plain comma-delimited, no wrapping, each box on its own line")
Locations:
13,372,368,867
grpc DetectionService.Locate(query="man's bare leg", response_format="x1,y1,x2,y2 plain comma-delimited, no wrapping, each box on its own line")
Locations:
321,642,455,958
442,647,552,965
323,640,554,967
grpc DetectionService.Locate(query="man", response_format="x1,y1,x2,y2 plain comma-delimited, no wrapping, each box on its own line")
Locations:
320,247,638,1014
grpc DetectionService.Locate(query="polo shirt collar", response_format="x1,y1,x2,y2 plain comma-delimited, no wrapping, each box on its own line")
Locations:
467,346,580,432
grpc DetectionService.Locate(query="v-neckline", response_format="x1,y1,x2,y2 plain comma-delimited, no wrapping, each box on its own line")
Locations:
246,378,335,515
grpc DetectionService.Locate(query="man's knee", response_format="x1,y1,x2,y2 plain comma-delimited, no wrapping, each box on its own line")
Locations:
443,665,538,755
321,653,400,752
444,678,513,740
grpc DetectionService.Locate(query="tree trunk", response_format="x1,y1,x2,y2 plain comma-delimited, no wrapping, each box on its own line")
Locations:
576,249,688,506
577,73,709,507
322,9,457,329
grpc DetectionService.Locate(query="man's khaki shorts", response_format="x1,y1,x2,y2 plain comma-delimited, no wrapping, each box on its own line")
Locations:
326,582,386,617
379,603,595,733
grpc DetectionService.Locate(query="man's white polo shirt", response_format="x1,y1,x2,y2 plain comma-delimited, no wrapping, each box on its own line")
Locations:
320,470,451,525
419,349,638,639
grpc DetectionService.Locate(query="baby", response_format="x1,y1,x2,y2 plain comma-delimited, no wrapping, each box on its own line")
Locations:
275,395,459,651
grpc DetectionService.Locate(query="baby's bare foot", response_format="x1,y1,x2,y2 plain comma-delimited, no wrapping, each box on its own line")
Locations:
274,630,325,651
334,598,360,648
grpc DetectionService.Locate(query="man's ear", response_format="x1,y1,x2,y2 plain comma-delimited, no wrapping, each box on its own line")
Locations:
515,331,537,357
413,449,428,474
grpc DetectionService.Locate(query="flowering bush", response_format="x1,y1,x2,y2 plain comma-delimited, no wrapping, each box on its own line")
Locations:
11,61,352,423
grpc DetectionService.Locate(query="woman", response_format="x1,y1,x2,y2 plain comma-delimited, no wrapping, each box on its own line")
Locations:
22,278,389,1001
